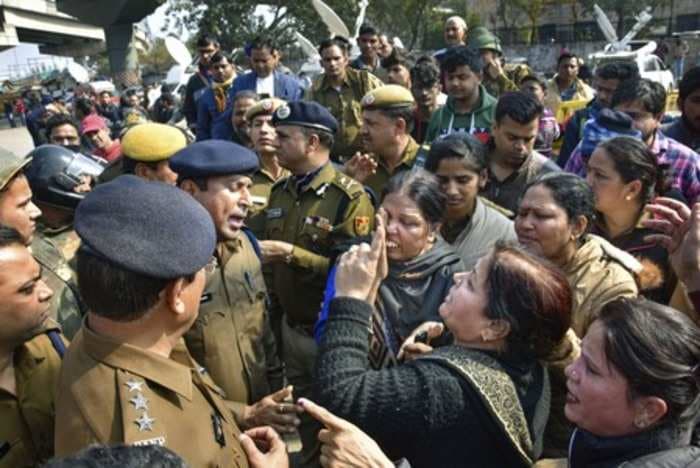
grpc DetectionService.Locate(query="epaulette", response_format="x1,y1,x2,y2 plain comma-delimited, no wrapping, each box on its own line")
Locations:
330,171,365,200
413,143,431,169
480,196,514,219
591,234,643,274
270,175,291,193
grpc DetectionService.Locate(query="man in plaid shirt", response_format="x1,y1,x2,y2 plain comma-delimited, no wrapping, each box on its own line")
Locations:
564,78,700,203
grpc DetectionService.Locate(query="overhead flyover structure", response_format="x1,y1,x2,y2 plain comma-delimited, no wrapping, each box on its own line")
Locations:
0,0,105,57
56,0,163,87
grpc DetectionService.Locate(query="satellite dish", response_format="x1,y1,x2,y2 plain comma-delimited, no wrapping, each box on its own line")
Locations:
353,0,370,39
593,4,618,46
67,62,89,83
295,32,320,60
312,0,351,38
165,36,193,67
165,65,188,86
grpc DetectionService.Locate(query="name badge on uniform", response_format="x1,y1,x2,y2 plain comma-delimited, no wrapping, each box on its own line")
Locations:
132,436,166,447
211,413,226,447
251,195,267,206
200,293,213,304
266,208,283,219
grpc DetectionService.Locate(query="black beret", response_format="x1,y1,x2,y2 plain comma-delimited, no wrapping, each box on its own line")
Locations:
169,140,260,179
74,175,216,279
272,101,338,134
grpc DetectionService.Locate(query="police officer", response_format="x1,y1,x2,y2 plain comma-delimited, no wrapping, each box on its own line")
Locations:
25,144,104,263
98,123,187,185
245,98,291,239
121,123,187,185
306,36,384,163
170,140,298,436
54,175,249,467
261,101,375,466
469,27,531,98
345,85,427,200
0,226,65,467
0,149,85,339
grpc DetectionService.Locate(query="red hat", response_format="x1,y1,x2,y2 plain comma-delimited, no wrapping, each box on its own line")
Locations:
80,114,107,135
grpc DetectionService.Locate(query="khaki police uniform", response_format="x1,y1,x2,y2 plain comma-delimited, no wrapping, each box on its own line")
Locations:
363,136,426,199
54,325,249,467
265,162,374,466
307,67,383,162
248,166,290,239
185,233,283,423
30,235,83,340
0,321,66,468
38,223,80,266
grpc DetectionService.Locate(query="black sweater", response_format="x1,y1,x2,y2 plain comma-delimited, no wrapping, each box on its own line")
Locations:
314,297,546,468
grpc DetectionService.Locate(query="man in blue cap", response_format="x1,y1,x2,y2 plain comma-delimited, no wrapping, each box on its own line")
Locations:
261,101,375,466
53,175,249,466
169,140,298,437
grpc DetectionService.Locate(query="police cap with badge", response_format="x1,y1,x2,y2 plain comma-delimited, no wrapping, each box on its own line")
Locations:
271,101,338,135
361,85,415,110
245,98,286,123
169,140,260,181
74,175,216,279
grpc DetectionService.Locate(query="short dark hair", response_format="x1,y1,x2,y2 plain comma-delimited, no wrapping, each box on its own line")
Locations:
233,90,258,105
597,136,667,204
381,170,445,226
45,113,79,139
358,24,378,37
519,74,545,90
196,33,219,48
209,51,232,66
0,225,24,249
76,250,180,322
442,46,483,74
611,78,666,115
250,35,277,53
524,172,595,228
495,92,543,125
557,52,578,66
425,133,486,173
595,61,640,81
44,444,188,467
679,66,700,102
597,298,700,433
410,58,441,88
300,127,334,151
485,242,572,359
74,97,95,117
319,36,351,55
381,48,413,71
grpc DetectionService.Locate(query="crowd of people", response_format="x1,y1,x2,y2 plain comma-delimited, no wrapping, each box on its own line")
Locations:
1,15,700,468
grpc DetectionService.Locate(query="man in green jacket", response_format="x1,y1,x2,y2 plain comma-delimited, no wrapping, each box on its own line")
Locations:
424,46,497,144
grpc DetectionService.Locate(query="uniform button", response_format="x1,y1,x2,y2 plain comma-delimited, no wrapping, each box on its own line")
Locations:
295,201,300,206
312,234,318,241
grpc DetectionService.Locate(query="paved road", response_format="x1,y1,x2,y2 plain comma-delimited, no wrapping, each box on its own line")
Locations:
0,126,35,156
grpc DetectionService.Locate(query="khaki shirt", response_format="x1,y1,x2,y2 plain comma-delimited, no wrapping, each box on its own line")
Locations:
482,64,531,98
38,224,80,267
185,234,283,423
30,235,83,340
0,323,65,468
54,324,249,467
307,68,383,161
247,165,290,240
363,136,426,199
564,234,640,336
265,163,375,326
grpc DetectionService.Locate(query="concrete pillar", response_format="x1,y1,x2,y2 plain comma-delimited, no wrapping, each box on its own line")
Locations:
105,23,140,88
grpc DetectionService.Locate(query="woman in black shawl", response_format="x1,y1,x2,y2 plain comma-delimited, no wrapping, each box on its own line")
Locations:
315,170,463,368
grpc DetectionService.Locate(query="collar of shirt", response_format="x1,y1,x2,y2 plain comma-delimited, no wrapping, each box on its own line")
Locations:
81,320,194,400
291,163,326,193
488,151,535,184
319,69,354,92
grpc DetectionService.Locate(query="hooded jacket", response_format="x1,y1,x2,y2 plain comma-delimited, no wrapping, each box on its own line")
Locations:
424,84,497,143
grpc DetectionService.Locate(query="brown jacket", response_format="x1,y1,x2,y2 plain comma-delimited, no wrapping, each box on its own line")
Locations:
564,234,640,337
185,234,283,423
0,322,66,467
54,324,249,467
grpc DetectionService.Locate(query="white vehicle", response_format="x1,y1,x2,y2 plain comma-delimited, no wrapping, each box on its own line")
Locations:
589,43,675,91
589,4,675,90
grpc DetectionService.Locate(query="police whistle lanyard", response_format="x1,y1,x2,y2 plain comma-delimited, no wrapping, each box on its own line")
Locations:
447,112,476,136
